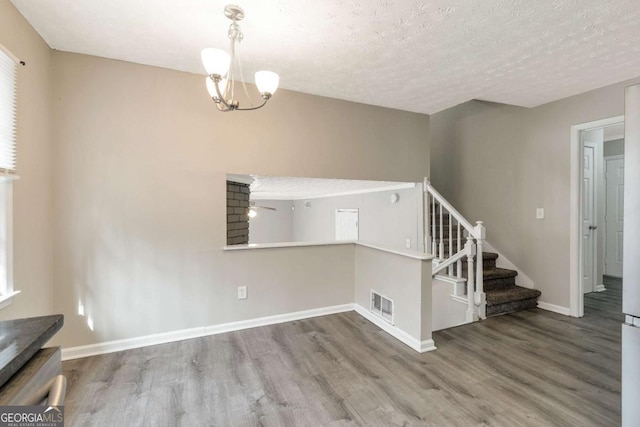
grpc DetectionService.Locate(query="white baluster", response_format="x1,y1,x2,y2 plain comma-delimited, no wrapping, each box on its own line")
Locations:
448,211,453,275
456,221,462,277
438,203,444,260
431,193,436,254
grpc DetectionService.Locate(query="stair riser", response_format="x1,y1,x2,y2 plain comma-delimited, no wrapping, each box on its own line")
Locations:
461,259,497,270
487,297,538,317
483,276,517,291
451,273,515,290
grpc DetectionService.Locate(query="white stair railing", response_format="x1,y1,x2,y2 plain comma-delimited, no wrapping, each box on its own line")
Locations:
424,178,486,320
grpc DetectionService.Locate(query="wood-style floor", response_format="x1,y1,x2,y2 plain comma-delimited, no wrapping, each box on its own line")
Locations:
63,281,623,426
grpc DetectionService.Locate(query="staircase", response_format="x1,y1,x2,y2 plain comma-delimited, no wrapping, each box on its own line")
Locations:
424,179,542,320
464,252,541,316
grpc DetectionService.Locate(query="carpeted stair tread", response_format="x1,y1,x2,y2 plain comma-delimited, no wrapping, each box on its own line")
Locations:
486,286,542,306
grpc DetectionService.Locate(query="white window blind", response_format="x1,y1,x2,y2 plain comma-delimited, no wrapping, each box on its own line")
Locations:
0,46,17,173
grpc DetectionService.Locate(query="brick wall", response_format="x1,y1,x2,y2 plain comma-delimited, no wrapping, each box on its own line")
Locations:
227,181,250,245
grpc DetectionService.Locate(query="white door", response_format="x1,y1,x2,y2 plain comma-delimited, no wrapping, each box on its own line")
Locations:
582,145,596,293
335,209,358,241
605,157,624,277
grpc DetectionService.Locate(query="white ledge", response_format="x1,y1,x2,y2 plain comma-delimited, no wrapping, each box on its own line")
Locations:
0,291,20,310
224,240,353,251
356,241,434,260
224,240,434,261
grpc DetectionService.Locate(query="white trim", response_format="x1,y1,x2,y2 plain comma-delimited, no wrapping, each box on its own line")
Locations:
226,174,255,185
0,43,19,65
537,301,571,316
433,274,467,285
570,115,624,317
252,182,416,201
354,304,436,353
62,303,355,360
224,240,353,251
604,134,624,142
356,241,434,260
433,274,467,298
62,302,438,360
450,295,469,305
0,182,14,303
225,240,434,261
0,174,19,182
0,290,19,310
583,139,602,295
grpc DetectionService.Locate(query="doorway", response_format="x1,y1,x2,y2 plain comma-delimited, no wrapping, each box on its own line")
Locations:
570,116,625,317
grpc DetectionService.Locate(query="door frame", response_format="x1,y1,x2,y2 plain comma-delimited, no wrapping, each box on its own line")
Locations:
604,154,625,278
570,115,624,317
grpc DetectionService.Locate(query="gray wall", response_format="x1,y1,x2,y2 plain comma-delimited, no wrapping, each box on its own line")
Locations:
604,138,624,157
48,51,430,348
0,2,53,321
354,245,431,342
430,76,640,309
248,200,294,244
291,186,423,251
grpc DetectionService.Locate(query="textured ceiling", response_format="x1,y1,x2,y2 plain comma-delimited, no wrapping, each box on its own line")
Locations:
247,176,415,200
10,0,640,114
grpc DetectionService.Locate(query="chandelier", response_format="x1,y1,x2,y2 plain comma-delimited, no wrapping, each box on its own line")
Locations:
201,5,279,112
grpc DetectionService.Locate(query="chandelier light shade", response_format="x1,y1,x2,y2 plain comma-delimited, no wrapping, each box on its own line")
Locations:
255,71,280,97
201,48,231,77
202,5,279,112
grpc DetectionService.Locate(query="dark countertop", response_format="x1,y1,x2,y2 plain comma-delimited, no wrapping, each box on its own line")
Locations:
0,315,64,388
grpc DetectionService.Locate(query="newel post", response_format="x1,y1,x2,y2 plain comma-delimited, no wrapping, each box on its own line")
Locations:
465,236,478,322
474,221,486,319
423,177,431,254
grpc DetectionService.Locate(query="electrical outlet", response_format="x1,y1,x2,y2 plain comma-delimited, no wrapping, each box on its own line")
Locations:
405,238,411,249
237,285,247,300
536,208,545,219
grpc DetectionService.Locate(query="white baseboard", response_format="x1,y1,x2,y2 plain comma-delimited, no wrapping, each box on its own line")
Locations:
62,303,355,360
595,284,607,292
537,301,571,316
354,304,436,353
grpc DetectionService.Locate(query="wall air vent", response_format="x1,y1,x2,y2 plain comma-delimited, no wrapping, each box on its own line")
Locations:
370,290,394,324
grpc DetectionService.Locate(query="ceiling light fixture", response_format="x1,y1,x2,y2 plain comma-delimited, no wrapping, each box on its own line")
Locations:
201,4,279,112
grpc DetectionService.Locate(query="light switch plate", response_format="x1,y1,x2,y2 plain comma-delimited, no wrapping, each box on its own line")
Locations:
536,208,545,219
238,286,247,300
405,238,411,249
